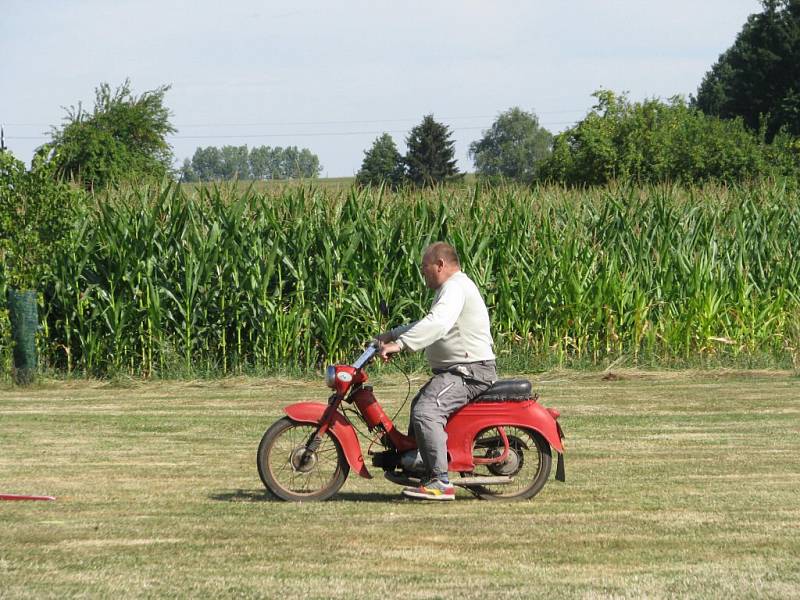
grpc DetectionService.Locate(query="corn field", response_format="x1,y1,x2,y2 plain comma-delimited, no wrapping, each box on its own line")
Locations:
1,180,799,377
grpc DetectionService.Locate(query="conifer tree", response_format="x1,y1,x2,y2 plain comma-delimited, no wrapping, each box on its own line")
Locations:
355,133,404,187
404,115,459,186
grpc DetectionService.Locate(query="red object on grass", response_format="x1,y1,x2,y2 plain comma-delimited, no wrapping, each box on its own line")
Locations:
0,494,56,501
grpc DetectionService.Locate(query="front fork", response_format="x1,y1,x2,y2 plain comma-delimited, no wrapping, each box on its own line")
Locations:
299,394,340,466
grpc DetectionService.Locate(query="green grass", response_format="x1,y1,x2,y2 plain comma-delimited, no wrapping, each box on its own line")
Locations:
1,370,799,598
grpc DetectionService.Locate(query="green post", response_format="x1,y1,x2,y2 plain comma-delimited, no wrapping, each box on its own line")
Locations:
7,289,38,385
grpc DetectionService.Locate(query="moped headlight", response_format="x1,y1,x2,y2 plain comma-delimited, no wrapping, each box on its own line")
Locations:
325,365,336,389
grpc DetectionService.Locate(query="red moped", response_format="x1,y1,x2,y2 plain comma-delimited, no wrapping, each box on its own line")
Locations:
257,343,565,501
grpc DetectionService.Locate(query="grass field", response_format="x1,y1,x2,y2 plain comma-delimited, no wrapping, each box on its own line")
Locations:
181,174,479,193
181,176,357,194
1,370,799,598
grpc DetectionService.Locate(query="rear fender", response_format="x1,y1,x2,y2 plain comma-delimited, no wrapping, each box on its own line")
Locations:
446,400,564,472
284,402,372,479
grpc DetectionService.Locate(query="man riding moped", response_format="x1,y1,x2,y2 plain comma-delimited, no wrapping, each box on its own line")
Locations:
377,241,496,501
257,239,565,502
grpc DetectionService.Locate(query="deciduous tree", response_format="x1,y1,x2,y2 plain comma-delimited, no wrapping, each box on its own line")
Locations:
44,80,176,190
694,0,800,140
181,145,322,181
220,145,251,180
469,107,553,183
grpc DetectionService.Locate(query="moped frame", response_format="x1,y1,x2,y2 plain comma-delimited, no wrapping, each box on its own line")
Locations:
284,383,564,480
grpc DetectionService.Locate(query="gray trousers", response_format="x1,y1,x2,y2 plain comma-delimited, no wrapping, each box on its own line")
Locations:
409,360,497,480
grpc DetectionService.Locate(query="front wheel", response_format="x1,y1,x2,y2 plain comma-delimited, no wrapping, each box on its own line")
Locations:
466,426,551,501
257,417,349,501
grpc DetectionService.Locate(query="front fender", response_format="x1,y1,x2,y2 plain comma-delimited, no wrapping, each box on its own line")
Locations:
284,402,372,479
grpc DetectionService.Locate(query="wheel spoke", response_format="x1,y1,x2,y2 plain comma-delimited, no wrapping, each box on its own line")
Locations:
262,421,346,499
469,426,550,499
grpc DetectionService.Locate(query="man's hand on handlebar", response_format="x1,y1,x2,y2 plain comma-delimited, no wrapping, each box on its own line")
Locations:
377,340,402,363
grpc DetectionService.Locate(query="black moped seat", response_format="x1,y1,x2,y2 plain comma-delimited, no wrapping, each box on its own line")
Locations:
473,379,533,402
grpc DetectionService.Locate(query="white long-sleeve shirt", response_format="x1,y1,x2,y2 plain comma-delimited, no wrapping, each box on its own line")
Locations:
389,271,495,369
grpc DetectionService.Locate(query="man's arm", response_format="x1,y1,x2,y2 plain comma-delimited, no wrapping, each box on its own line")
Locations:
375,322,416,344
396,281,465,352
375,322,415,361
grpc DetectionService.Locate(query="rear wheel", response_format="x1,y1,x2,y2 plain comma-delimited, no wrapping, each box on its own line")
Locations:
257,417,349,501
466,426,551,501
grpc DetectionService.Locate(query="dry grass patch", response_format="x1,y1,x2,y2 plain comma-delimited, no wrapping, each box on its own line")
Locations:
1,371,799,598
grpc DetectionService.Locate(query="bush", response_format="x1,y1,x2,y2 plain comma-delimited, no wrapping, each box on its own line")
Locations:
538,90,798,185
0,151,84,290
43,80,175,190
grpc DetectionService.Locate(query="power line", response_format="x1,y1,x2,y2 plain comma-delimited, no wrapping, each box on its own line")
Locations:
4,120,580,142
174,110,586,128
2,109,588,129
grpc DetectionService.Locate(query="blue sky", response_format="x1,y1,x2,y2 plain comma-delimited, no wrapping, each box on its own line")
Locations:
2,0,762,176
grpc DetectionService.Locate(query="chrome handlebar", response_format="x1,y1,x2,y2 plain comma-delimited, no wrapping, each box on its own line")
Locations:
352,342,379,370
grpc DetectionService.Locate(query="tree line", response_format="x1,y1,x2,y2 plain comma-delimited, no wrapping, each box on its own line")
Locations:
355,109,553,188
3,0,799,192
357,0,800,187
178,145,321,182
